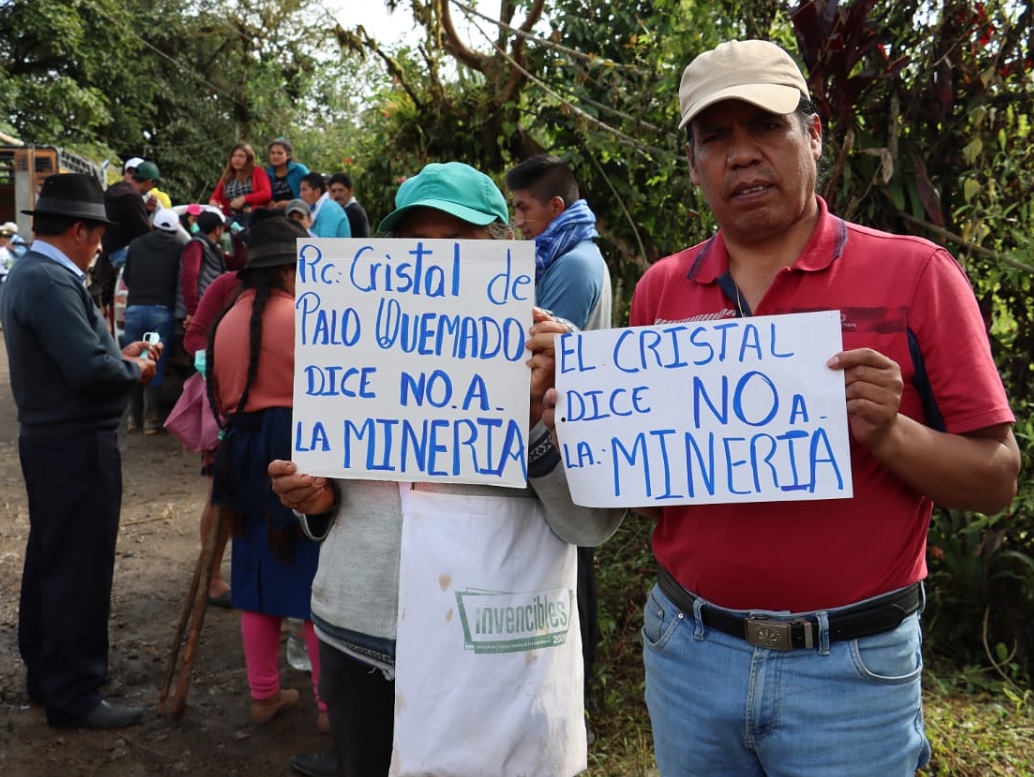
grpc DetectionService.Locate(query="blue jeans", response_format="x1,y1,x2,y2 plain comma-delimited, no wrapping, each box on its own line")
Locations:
642,583,931,777
124,305,174,387
108,245,129,270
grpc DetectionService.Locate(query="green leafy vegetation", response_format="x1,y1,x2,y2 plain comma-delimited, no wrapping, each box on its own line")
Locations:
923,664,1034,776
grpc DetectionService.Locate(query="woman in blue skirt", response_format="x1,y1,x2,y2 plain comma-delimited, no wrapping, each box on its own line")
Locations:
207,213,326,732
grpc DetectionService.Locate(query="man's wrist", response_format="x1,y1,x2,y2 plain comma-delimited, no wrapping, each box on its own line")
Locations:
527,427,561,478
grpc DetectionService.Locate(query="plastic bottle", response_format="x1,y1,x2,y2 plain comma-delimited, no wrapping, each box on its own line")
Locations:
286,617,311,672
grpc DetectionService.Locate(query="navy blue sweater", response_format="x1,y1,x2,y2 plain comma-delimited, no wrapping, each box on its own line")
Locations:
1,249,139,436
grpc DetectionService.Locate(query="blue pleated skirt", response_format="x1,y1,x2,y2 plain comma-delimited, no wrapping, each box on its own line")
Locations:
211,406,320,618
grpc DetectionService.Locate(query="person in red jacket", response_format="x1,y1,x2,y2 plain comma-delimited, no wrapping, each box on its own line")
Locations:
180,211,247,326
209,143,272,224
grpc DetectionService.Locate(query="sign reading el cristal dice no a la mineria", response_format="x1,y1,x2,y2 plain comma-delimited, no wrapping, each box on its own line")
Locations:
554,311,854,507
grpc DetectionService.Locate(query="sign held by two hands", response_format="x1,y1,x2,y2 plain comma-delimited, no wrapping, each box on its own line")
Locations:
291,238,536,488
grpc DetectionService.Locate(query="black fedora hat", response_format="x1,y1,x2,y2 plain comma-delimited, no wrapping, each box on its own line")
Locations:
22,173,114,224
242,216,307,272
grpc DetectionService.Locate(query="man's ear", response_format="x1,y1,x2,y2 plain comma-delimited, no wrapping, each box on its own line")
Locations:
808,113,823,161
550,195,566,217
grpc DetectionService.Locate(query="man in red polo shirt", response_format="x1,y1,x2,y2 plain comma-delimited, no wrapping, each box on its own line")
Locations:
544,39,1019,777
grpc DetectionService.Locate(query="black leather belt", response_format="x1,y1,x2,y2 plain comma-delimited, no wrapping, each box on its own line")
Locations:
657,566,921,651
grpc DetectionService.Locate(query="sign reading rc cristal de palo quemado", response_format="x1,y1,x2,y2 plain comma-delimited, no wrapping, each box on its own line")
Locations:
291,238,536,488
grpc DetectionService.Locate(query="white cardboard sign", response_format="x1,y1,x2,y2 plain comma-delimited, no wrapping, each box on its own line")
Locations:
291,238,535,488
554,310,854,507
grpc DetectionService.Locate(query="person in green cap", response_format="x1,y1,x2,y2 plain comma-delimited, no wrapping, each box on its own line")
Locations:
268,161,624,777
131,161,172,213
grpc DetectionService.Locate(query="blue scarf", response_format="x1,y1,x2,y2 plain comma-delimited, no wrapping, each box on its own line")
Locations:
534,199,599,280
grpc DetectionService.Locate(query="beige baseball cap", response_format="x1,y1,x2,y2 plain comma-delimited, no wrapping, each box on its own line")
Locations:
678,40,810,129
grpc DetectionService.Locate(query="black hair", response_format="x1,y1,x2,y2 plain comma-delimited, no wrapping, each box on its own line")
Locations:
328,172,354,189
246,207,281,227
206,262,295,554
195,211,224,236
505,154,580,207
267,137,293,157
300,172,327,194
206,263,291,433
685,96,821,147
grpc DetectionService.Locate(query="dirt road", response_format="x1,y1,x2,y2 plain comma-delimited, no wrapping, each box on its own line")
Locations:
0,329,327,776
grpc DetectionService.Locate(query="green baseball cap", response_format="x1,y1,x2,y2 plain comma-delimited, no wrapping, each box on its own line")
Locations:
377,162,509,234
132,161,162,182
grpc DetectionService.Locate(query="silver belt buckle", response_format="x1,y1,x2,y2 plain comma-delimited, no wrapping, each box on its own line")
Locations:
745,617,793,651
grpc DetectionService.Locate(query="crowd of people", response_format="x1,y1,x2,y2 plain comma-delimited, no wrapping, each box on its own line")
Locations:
0,220,28,286
120,145,375,742
0,139,376,738
0,38,1021,777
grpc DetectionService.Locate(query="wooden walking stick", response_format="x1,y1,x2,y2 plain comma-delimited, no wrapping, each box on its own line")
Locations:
157,534,203,716
159,506,221,718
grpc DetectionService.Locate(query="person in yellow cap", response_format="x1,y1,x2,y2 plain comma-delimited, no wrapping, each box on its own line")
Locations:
541,38,1019,777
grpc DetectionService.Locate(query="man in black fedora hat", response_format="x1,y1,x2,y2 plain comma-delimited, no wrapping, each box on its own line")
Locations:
0,173,163,729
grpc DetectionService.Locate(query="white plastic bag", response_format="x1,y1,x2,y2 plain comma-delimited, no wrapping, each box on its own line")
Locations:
392,486,586,777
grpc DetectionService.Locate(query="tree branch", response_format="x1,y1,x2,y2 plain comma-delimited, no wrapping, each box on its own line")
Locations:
585,147,646,265
438,0,486,72
481,29,677,160
500,0,546,104
337,24,426,112
449,0,652,76
498,0,515,49
896,211,1034,274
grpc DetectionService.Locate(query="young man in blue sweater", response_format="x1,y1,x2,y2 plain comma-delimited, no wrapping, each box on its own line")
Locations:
299,173,352,239
506,154,613,731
